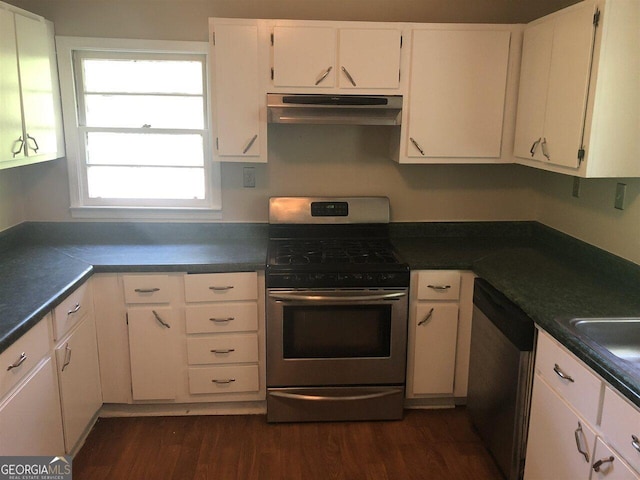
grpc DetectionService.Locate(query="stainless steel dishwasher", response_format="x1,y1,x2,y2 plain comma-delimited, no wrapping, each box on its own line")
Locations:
467,278,536,480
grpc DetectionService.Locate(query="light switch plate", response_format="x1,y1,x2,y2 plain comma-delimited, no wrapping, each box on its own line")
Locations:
614,182,627,210
243,167,256,188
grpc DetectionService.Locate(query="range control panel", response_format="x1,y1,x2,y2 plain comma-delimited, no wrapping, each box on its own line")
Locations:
311,202,349,217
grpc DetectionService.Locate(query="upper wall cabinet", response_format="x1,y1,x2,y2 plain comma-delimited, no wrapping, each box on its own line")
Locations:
271,24,402,90
210,19,267,163
514,0,640,178
398,28,511,163
0,2,64,170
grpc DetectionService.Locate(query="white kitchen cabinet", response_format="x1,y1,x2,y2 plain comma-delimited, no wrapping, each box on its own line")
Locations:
210,19,266,162
272,24,401,90
591,437,640,480
55,314,102,453
601,386,640,474
515,0,640,177
401,28,511,162
524,372,596,480
406,270,474,404
0,2,64,169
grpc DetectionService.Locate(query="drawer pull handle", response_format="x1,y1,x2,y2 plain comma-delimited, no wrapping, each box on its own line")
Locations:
632,435,640,453
427,284,451,291
212,378,236,384
152,310,171,329
210,349,235,354
67,303,81,315
209,286,234,291
61,343,72,372
418,308,434,326
592,456,615,472
553,364,575,383
135,288,160,293
7,352,27,371
574,422,590,462
210,317,235,323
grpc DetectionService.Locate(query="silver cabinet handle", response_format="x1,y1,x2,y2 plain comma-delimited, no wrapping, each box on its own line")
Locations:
269,291,406,303
210,349,235,354
341,66,357,86
418,308,434,326
530,137,541,157
574,422,590,462
152,310,171,329
410,137,425,156
631,435,640,453
12,136,24,157
242,134,258,154
553,363,575,383
592,456,615,472
212,378,236,384
270,389,401,402
315,66,332,85
26,134,39,153
209,286,234,291
427,284,451,291
541,137,550,160
135,288,160,293
61,343,72,372
7,352,27,371
67,303,81,315
209,317,235,323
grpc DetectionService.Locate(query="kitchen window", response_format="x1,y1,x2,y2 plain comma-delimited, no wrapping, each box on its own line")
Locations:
56,37,221,217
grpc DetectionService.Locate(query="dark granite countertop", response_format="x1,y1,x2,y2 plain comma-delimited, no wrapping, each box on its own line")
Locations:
1,220,640,409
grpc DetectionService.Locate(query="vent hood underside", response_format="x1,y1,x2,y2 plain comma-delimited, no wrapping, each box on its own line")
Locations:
267,94,403,126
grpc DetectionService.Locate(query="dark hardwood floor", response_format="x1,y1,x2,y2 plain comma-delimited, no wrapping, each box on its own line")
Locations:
72,408,503,480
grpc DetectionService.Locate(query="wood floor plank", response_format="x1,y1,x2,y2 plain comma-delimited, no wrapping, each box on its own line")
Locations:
72,408,503,480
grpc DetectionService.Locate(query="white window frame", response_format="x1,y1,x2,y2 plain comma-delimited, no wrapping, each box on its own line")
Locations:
56,36,222,219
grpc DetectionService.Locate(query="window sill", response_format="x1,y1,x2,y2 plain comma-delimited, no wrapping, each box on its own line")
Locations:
69,206,223,221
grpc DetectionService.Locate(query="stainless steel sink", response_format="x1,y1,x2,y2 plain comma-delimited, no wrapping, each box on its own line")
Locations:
559,317,640,369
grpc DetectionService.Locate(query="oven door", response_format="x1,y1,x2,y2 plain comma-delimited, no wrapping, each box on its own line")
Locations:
266,288,408,387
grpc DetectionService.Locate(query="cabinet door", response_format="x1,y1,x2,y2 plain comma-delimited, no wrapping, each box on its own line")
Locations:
543,1,598,169
0,358,65,456
0,9,24,164
273,26,336,87
338,29,401,89
411,303,459,395
513,20,553,161
591,437,640,480
524,374,595,480
56,316,102,452
212,23,262,160
127,307,179,400
14,14,58,159
407,29,510,159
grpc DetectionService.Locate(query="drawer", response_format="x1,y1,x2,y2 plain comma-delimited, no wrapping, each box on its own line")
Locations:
184,272,257,303
535,330,602,426
1,315,51,399
187,334,259,365
185,303,258,334
53,280,93,341
122,274,171,304
188,365,259,395
592,436,640,479
415,271,461,300
601,386,640,473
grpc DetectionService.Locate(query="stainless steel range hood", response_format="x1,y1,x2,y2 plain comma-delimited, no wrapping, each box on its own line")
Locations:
267,93,402,126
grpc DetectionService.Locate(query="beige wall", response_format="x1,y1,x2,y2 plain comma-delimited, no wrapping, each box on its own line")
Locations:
0,167,25,231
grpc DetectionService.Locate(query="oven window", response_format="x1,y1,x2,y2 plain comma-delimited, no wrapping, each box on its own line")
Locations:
283,305,392,358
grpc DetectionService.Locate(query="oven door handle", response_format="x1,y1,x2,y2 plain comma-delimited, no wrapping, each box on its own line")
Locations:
268,291,407,302
269,389,402,402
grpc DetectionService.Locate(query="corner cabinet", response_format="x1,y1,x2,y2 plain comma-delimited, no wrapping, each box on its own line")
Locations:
0,2,64,170
209,19,267,163
514,0,640,178
399,28,512,163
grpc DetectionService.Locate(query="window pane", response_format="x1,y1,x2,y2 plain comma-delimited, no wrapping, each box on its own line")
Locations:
87,166,205,199
82,59,203,94
86,132,204,167
84,94,204,129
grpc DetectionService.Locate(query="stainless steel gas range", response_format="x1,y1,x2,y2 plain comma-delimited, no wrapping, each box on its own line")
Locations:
265,197,410,423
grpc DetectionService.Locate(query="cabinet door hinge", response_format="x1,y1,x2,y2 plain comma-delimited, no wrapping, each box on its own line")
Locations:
578,148,585,164
400,35,403,48
271,67,274,80
211,32,215,45
126,312,129,325
270,33,274,46
399,69,401,82
593,9,601,26
216,137,219,150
